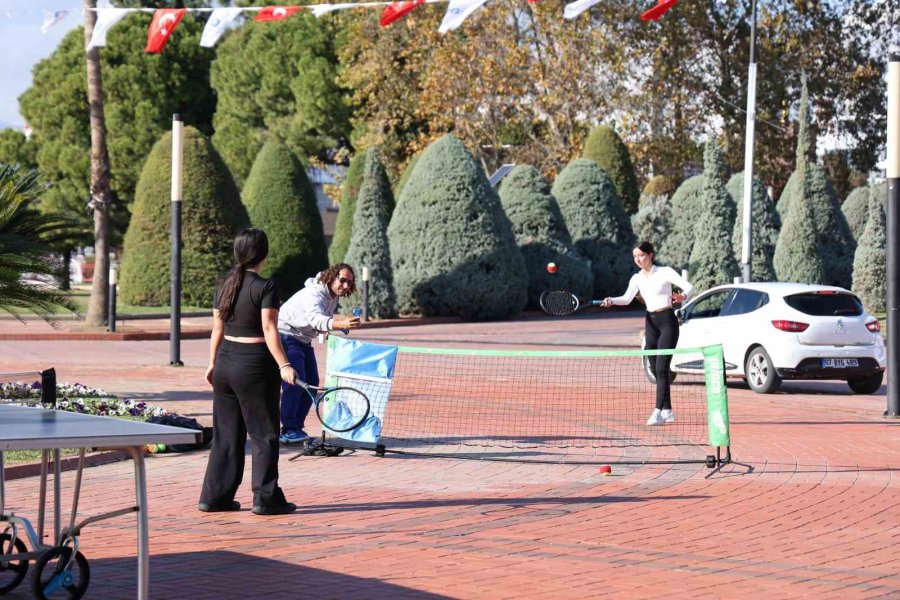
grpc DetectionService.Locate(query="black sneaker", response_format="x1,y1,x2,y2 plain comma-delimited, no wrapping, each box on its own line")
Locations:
251,502,297,516
198,500,241,513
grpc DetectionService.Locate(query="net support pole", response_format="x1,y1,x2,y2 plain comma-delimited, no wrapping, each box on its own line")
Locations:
887,55,900,418
740,0,758,284
108,264,117,333
169,115,184,367
362,266,370,321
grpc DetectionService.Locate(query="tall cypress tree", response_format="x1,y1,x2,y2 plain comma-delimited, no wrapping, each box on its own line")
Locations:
773,157,825,284
852,184,886,312
343,148,397,318
841,186,870,243
120,127,249,306
582,125,641,214
242,140,327,297
387,135,527,319
728,172,779,282
552,159,635,298
498,165,593,308
658,175,704,271
329,152,365,265
688,142,739,292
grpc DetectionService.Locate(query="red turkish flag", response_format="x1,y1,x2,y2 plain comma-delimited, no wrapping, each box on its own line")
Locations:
379,0,425,27
256,6,303,22
640,0,678,21
145,9,186,54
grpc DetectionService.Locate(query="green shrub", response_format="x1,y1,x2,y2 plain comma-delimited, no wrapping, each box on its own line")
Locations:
841,185,869,243
120,127,249,306
773,163,825,284
631,195,672,258
852,184,886,312
242,140,327,297
641,174,677,201
728,172,779,282
387,134,527,319
329,152,365,265
343,148,397,318
552,158,635,298
393,152,421,202
582,125,640,214
688,142,739,292
657,175,704,270
498,165,593,308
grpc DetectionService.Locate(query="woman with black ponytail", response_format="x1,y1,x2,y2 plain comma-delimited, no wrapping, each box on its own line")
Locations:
199,228,299,516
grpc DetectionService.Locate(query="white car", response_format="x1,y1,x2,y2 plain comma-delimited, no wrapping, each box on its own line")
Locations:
642,282,886,394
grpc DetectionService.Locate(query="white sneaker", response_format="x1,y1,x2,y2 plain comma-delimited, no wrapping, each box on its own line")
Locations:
660,409,675,423
646,409,663,426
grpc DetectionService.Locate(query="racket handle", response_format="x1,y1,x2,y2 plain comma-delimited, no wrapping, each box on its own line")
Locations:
292,378,310,390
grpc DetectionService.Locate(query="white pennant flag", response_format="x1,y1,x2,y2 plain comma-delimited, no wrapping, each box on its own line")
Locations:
563,0,601,19
310,4,359,18
200,7,242,48
438,0,490,33
41,10,70,34
86,8,129,50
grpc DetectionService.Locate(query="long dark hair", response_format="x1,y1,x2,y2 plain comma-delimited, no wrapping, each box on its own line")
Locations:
217,229,269,321
636,241,656,264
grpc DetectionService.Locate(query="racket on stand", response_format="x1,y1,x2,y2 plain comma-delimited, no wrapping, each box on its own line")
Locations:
540,290,605,316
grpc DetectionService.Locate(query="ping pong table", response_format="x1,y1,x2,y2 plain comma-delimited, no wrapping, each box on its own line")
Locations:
1,400,200,599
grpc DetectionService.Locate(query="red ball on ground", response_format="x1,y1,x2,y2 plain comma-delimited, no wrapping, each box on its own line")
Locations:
599,465,612,475
546,262,557,274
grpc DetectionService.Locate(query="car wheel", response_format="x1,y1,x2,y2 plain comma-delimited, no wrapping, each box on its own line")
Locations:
641,354,677,385
847,372,884,394
745,346,781,394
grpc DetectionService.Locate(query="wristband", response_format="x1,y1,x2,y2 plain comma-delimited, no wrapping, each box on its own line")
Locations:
278,363,291,370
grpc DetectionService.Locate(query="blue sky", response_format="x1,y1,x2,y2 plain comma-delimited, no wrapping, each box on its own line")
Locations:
0,1,81,129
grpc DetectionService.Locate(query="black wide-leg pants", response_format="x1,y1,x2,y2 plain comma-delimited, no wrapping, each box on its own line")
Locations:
644,308,680,411
200,341,287,508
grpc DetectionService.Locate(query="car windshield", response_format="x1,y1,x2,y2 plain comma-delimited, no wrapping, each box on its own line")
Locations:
784,292,863,316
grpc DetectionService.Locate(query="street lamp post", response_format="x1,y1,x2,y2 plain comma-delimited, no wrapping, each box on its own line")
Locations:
740,0,758,283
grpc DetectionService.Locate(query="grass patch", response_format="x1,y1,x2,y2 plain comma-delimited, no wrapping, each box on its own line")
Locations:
7,286,208,317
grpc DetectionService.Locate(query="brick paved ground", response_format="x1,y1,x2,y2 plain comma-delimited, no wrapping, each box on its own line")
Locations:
1,312,898,599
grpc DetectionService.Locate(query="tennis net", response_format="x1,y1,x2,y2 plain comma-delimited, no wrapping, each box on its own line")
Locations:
326,342,730,465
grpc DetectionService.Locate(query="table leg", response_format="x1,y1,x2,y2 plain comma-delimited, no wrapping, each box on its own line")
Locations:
126,446,149,600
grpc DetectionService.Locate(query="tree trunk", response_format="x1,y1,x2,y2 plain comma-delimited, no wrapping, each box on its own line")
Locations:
83,0,112,327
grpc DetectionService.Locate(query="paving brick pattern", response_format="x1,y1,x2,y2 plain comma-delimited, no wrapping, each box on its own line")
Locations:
0,313,898,599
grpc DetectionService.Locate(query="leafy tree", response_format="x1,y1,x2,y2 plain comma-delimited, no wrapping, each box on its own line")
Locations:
0,130,37,171
728,172,779,282
387,134,527,319
119,127,249,306
211,14,350,184
776,78,855,288
19,13,215,242
498,165,593,309
343,148,397,318
582,125,640,214
552,159,634,298
852,184,886,313
688,142,739,292
640,174,677,203
631,195,672,258
242,140,326,298
0,166,75,320
657,175,703,270
841,186,870,244
773,159,824,284
329,152,365,265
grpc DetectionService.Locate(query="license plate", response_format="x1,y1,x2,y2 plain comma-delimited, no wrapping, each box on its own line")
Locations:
822,358,859,368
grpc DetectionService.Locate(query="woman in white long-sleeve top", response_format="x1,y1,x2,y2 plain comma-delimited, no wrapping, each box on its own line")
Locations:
602,241,694,426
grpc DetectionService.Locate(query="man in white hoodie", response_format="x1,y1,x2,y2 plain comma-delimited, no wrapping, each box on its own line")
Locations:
277,263,360,443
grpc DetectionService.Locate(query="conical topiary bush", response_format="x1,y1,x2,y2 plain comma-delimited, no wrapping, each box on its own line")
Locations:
842,185,869,243
773,160,825,284
343,148,397,318
552,158,635,298
498,165,593,309
582,125,640,214
387,134,527,319
120,126,249,306
728,172,779,282
242,139,327,297
852,184,886,312
658,175,704,270
688,142,739,292
329,151,365,265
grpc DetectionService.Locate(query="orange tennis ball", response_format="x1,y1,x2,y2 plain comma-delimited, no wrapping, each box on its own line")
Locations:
599,465,612,475
546,262,557,273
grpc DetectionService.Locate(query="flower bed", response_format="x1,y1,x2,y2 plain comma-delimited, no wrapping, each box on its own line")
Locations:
0,381,168,419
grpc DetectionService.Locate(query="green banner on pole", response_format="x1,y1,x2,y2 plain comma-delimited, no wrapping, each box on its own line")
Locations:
703,344,730,447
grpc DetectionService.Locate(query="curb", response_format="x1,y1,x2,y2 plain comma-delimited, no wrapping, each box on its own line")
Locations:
3,449,131,481
0,330,212,342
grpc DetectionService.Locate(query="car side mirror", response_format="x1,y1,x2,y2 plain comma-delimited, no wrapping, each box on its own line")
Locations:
675,308,685,324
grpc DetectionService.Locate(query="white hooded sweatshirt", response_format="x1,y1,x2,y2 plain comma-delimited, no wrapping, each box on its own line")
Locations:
277,273,340,344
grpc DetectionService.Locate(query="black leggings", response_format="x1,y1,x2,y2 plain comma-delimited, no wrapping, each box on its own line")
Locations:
645,308,680,411
200,341,287,508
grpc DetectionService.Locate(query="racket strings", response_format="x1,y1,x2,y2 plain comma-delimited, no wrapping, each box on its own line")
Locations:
541,291,578,316
318,388,370,432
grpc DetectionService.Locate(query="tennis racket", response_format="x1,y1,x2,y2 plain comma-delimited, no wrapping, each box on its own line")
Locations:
293,379,371,433
539,290,605,316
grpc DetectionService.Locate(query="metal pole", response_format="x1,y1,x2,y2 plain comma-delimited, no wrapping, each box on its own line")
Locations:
108,264,117,333
887,55,899,418
740,0,758,283
169,115,184,367
361,266,370,321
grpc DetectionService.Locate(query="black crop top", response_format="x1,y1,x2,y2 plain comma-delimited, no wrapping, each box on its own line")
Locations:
214,271,280,337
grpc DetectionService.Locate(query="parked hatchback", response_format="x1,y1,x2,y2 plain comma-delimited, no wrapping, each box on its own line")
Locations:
643,282,886,394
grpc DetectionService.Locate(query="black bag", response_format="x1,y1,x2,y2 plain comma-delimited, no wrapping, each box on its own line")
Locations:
147,414,213,452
